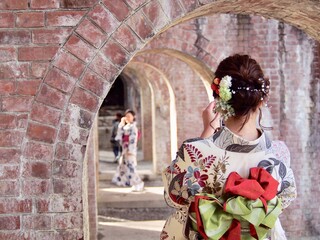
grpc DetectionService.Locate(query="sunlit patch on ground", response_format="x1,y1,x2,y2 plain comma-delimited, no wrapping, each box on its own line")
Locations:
97,151,170,239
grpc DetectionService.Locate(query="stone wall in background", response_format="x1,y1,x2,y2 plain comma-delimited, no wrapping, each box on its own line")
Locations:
0,0,319,239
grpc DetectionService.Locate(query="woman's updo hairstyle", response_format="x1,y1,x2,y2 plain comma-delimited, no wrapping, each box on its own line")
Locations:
214,54,270,118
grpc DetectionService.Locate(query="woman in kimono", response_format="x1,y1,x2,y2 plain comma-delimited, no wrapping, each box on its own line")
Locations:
161,54,297,240
112,109,144,191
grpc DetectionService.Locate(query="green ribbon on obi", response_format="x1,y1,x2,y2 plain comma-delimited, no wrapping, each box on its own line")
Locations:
189,168,283,240
190,193,282,240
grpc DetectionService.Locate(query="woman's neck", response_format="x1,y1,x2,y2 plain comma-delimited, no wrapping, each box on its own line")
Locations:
224,112,260,141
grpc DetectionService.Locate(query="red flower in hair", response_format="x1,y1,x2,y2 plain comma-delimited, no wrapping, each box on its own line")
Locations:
211,78,220,95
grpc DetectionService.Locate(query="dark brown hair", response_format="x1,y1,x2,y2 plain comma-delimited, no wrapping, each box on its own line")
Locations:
116,112,122,120
214,54,270,128
124,109,136,121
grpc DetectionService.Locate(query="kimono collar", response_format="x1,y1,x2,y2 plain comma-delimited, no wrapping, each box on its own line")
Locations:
212,126,272,153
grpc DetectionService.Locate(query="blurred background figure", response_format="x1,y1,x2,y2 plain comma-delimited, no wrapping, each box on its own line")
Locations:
110,112,123,163
112,109,144,192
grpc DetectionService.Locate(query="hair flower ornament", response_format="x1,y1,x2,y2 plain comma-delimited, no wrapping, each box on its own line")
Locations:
211,77,220,95
211,75,235,120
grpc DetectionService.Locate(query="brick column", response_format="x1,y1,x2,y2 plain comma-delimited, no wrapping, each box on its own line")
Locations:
83,118,98,240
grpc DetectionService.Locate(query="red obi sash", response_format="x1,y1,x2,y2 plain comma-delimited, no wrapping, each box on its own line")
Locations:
190,167,280,240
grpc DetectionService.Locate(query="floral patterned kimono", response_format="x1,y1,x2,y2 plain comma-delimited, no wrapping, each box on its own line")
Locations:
112,121,143,187
161,127,297,240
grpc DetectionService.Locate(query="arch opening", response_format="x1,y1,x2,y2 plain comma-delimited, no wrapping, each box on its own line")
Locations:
1,1,318,239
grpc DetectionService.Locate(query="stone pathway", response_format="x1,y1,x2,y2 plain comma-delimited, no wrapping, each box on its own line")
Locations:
97,151,170,240
98,218,165,240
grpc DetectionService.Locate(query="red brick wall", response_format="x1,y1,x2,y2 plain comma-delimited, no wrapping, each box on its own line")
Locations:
0,0,319,239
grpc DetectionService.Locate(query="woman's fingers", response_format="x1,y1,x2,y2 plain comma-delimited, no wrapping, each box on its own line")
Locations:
202,101,221,129
202,101,216,120
206,101,216,112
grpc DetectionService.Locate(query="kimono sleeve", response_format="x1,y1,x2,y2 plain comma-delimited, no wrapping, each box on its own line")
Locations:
162,143,191,209
162,138,203,209
127,125,138,155
271,141,297,209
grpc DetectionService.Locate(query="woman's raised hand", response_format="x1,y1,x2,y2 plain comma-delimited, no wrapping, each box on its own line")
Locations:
200,101,221,138
120,117,126,125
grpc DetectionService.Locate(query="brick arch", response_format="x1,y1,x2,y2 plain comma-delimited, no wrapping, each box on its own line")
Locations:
131,48,223,165
169,0,320,40
1,0,319,238
125,61,177,172
138,48,215,83
136,48,215,98
25,0,320,155
24,1,320,165
126,47,214,171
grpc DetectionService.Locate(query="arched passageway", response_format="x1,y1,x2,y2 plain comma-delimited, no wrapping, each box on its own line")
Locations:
100,49,212,174
0,1,319,239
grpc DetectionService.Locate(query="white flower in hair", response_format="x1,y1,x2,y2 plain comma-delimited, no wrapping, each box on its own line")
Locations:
211,75,235,120
219,76,233,102
219,75,232,88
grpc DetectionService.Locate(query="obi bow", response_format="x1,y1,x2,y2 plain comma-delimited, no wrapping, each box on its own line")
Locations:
189,167,282,240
